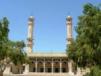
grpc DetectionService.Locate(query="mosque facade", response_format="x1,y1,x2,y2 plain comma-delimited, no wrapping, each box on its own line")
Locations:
3,16,89,76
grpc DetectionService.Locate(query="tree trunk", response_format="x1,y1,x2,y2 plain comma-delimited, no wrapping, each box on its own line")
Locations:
0,71,3,76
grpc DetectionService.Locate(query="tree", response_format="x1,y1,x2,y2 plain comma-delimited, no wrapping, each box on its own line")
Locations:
84,66,101,76
0,17,27,76
67,3,101,76
0,17,10,75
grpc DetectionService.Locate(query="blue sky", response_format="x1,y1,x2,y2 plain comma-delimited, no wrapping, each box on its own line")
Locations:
0,0,100,52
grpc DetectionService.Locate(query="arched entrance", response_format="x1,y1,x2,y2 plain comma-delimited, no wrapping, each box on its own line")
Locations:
37,61,43,72
54,62,60,73
45,62,51,72
29,61,35,72
62,62,68,73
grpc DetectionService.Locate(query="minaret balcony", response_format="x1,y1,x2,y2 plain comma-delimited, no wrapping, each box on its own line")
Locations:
67,38,72,41
27,38,33,41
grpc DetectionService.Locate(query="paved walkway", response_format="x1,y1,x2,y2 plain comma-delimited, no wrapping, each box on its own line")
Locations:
4,73,75,76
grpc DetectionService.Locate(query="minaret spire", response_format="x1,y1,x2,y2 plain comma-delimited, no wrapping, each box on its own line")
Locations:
27,16,34,53
66,16,72,45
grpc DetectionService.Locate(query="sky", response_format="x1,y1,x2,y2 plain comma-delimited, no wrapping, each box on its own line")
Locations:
0,0,100,52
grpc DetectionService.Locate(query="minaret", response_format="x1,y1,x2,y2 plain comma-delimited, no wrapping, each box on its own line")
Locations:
27,16,34,53
66,16,72,45
66,16,74,75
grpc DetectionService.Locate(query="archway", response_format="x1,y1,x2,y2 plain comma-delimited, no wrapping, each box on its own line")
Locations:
45,62,51,73
54,62,60,73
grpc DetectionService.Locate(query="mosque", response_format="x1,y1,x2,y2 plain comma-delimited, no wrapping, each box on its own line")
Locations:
3,16,89,76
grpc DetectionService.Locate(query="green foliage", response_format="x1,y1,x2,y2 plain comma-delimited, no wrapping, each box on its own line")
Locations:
67,3,101,76
0,17,27,72
0,17,9,61
68,3,101,67
84,66,101,76
8,41,27,65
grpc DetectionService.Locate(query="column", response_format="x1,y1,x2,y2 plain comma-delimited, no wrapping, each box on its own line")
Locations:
60,59,62,73
35,58,37,72
23,64,29,74
52,58,54,73
68,60,74,75
43,58,45,72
